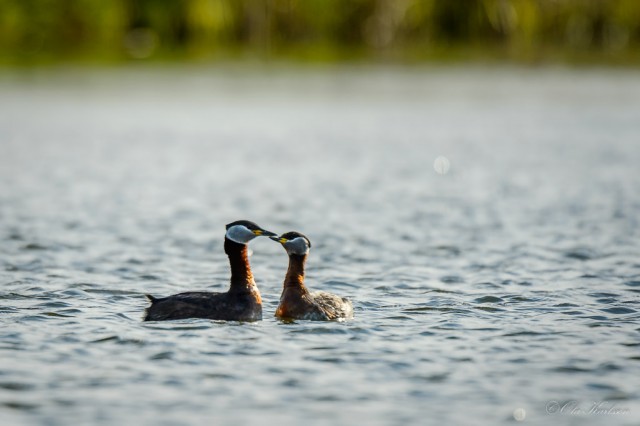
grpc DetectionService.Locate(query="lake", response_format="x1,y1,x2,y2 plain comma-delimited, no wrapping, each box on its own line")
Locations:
1,65,639,425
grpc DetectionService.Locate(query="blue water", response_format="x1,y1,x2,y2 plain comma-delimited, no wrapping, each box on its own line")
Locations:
1,66,639,425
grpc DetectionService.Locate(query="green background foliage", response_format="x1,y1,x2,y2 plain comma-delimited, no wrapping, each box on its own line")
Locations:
1,0,639,65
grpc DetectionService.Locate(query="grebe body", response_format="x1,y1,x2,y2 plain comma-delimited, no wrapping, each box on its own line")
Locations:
271,232,354,321
144,220,275,322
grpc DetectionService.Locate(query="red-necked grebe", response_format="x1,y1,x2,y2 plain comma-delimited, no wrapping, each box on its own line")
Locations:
144,220,276,322
270,232,354,321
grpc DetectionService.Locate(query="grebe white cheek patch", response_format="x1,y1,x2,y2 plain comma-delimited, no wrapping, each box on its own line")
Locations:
226,225,256,244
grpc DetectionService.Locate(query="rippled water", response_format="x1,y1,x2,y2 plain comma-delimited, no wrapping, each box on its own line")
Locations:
1,66,639,425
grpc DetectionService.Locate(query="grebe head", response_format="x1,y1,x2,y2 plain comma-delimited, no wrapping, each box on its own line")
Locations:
270,231,311,256
225,220,276,244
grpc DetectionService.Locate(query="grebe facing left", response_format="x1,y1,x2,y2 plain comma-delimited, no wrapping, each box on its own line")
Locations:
270,232,354,321
144,220,276,322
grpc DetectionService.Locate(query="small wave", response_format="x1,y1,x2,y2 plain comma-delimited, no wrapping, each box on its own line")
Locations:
474,306,505,313
21,243,48,251
474,296,503,303
563,247,602,261
149,351,174,360
2,401,39,411
90,335,146,346
440,275,464,284
0,382,35,391
600,307,636,314
550,366,591,373
322,280,358,289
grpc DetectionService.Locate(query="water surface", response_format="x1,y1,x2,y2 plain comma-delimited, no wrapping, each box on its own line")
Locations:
1,66,639,425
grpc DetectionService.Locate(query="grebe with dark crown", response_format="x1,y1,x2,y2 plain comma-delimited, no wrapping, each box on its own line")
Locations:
144,220,276,322
270,232,354,321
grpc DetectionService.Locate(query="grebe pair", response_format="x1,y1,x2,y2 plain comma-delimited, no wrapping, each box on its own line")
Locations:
144,220,353,322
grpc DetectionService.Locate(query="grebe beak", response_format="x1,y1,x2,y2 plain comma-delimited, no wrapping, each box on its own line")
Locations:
253,229,277,237
269,236,288,244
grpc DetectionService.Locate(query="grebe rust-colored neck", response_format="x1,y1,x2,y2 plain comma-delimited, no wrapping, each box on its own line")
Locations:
224,237,255,292
284,253,308,291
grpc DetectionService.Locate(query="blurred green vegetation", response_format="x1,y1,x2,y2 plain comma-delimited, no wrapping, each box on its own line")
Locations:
1,0,640,66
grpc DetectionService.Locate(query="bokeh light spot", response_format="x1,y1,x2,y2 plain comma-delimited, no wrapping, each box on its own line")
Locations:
513,407,526,421
433,156,451,175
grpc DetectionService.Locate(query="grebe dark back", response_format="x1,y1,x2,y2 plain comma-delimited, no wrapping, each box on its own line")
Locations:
144,220,276,322
270,231,354,321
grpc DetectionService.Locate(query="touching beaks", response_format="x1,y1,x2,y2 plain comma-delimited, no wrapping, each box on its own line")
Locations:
269,236,288,244
253,229,277,237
